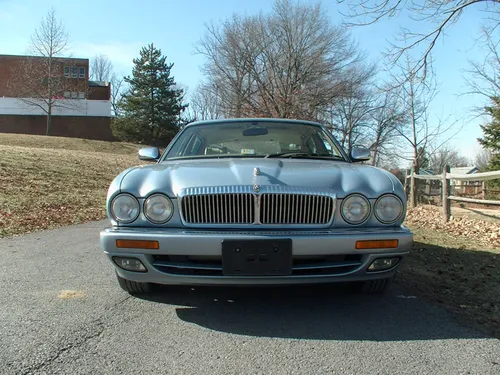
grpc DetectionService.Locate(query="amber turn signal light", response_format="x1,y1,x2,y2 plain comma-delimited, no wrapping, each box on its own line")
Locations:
116,239,159,250
355,239,398,250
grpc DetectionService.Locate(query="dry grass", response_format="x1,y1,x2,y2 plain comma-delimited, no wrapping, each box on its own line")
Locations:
0,133,140,154
0,134,141,237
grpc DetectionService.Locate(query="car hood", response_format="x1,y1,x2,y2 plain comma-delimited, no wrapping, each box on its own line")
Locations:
118,158,403,199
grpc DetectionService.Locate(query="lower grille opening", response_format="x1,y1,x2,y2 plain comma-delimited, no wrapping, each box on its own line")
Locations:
152,254,363,277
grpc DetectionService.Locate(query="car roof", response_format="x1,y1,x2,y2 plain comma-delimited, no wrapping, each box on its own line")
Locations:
183,118,325,128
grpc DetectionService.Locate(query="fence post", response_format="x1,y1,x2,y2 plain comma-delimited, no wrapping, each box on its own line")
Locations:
410,166,416,208
482,181,486,200
442,165,451,223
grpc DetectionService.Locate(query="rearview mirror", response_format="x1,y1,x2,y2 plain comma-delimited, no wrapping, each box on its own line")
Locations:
243,127,268,136
138,147,160,161
350,147,371,162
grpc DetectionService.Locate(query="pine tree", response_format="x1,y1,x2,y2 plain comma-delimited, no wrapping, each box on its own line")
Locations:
478,96,500,171
112,43,188,146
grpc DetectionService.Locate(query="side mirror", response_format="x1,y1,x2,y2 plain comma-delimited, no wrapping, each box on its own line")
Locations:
138,147,160,161
350,147,371,162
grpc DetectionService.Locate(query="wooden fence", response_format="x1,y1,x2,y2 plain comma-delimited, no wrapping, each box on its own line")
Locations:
406,166,500,223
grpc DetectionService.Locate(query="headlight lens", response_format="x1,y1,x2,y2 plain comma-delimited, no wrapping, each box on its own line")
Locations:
341,194,371,224
110,194,140,223
375,194,403,224
144,194,174,223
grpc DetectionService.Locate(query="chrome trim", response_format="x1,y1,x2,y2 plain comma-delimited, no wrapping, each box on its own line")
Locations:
177,185,336,228
151,257,364,277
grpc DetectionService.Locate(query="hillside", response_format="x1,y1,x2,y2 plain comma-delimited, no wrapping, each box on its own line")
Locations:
0,134,142,237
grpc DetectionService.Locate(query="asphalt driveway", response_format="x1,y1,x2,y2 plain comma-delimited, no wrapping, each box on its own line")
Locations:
0,221,499,375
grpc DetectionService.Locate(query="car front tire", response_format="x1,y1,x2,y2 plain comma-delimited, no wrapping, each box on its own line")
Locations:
116,272,152,294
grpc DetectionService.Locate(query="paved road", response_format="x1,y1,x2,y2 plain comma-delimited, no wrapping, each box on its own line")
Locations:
1,221,499,375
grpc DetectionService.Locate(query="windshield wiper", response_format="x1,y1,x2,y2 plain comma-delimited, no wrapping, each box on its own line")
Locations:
264,152,343,160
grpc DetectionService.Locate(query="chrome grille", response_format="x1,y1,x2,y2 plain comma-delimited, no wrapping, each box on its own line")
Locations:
181,193,254,224
260,194,334,224
179,186,336,226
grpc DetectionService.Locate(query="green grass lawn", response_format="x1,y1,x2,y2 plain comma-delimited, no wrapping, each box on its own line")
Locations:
1,133,498,338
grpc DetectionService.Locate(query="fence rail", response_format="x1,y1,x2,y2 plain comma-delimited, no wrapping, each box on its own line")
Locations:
406,167,500,223
410,170,500,182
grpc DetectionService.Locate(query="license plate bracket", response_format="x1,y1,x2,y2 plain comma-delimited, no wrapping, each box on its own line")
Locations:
222,239,292,276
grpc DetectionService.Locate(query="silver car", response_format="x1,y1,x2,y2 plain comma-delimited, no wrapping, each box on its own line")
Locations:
100,118,413,294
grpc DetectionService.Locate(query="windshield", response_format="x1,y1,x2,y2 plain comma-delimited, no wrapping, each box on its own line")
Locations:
163,121,347,161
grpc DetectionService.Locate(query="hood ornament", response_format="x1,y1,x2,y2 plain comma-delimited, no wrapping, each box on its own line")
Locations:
253,167,260,176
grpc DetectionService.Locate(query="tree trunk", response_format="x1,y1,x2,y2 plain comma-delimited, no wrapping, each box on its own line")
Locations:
46,105,52,136
371,132,381,166
410,166,416,208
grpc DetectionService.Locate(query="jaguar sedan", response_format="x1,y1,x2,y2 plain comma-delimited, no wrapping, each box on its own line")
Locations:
100,118,413,294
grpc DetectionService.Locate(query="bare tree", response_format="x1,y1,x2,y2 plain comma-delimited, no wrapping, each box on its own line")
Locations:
90,54,113,81
338,0,499,80
8,8,80,135
110,73,124,116
196,0,363,120
464,26,500,111
475,146,493,170
388,54,442,173
88,54,125,116
188,83,223,121
368,88,407,166
385,53,463,205
323,63,377,155
427,144,470,173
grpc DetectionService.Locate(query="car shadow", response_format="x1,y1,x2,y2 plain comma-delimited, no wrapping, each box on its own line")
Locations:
135,280,488,342
461,207,500,221
397,240,500,340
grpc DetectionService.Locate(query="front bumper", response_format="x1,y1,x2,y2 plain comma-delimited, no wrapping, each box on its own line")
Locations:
100,226,413,286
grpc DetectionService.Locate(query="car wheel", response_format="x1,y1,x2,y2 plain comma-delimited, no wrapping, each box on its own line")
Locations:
116,273,152,294
359,276,394,294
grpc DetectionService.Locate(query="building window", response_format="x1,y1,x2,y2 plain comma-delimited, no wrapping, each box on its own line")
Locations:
79,67,85,78
63,91,70,98
78,92,85,99
64,66,70,78
71,66,77,78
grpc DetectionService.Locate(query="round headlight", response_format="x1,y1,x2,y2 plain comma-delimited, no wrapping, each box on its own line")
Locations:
144,194,174,223
341,194,371,224
110,194,140,223
375,194,403,224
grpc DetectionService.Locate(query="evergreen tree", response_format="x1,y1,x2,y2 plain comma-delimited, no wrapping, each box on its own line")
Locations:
112,43,188,146
478,96,500,195
478,96,500,171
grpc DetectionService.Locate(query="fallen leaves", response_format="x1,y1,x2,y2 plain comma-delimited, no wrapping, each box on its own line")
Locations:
405,205,500,249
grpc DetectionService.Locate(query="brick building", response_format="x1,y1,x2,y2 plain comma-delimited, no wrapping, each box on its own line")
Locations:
0,54,115,141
